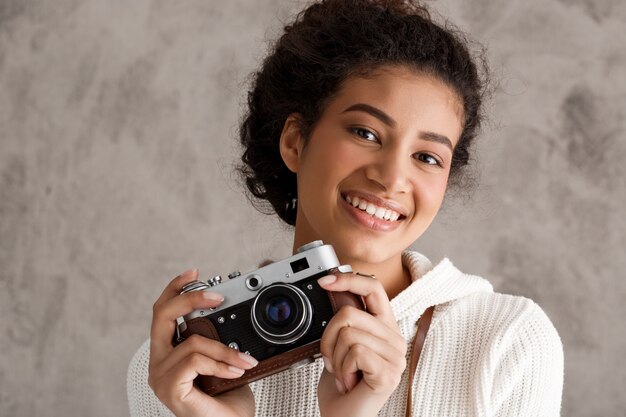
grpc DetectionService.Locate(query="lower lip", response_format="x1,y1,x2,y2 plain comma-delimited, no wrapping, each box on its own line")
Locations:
339,197,403,232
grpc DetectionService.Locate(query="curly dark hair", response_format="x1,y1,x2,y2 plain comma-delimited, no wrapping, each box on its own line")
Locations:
238,0,489,226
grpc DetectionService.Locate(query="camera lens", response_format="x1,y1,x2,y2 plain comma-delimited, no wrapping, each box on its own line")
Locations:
266,296,293,325
251,283,312,345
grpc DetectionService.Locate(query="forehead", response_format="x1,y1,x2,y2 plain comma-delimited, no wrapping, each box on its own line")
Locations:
324,65,464,142
340,65,463,115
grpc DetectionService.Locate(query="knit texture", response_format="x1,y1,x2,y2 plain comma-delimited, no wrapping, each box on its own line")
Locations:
127,252,564,416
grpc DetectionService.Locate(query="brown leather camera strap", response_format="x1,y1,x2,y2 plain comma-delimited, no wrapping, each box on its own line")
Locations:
405,305,435,417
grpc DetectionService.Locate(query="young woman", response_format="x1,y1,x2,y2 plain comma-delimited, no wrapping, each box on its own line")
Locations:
128,1,564,416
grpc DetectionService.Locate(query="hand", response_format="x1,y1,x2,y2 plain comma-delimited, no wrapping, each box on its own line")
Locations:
148,269,258,417
317,273,407,417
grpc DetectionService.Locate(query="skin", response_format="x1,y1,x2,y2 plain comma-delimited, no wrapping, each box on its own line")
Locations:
148,65,463,417
281,66,463,417
149,269,257,417
281,66,463,298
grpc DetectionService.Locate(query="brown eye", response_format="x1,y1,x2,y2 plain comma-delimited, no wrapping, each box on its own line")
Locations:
351,127,378,142
415,153,441,166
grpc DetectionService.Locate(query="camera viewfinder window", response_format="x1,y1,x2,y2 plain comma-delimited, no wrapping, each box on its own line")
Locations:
290,258,309,274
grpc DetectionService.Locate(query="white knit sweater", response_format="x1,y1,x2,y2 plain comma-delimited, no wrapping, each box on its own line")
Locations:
127,252,564,416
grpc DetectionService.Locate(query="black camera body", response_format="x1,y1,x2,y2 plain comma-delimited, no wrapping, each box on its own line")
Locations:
174,241,364,395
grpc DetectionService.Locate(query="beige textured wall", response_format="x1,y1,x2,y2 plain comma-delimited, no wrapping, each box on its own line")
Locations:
1,1,624,416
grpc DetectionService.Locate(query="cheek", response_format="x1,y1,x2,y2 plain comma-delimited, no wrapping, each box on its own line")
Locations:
328,140,360,164
296,144,336,205
309,134,355,165
415,175,449,216
300,135,358,184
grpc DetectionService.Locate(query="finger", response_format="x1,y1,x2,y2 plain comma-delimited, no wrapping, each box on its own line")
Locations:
319,306,403,360
330,326,404,382
153,269,200,310
339,344,401,393
338,344,373,393
158,334,258,377
173,351,248,381
153,352,247,403
318,273,396,325
150,290,225,361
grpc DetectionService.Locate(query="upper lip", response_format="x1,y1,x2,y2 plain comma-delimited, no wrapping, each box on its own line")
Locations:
341,190,409,218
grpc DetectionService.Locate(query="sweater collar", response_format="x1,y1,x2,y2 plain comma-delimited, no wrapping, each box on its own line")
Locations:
389,251,493,323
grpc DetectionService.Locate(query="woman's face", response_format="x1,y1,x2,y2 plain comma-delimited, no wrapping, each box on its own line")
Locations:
283,66,463,264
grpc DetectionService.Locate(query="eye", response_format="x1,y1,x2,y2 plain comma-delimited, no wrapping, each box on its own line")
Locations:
350,127,378,142
415,153,442,167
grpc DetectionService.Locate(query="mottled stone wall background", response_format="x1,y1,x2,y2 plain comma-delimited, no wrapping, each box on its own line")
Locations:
0,0,624,416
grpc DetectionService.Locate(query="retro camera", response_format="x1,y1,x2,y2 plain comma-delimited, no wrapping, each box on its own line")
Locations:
174,241,365,395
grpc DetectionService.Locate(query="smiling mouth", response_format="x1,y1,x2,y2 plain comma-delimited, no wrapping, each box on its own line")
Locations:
341,194,406,222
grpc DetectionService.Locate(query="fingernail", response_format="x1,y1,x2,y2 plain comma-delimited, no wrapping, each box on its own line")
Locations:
227,365,245,377
202,291,224,302
335,378,346,394
322,356,334,373
238,352,259,367
317,275,337,286
345,377,356,392
181,268,198,277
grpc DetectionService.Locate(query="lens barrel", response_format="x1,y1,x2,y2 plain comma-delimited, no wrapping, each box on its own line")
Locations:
251,283,312,345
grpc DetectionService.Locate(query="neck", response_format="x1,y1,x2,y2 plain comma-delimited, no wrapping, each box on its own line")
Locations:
341,253,412,300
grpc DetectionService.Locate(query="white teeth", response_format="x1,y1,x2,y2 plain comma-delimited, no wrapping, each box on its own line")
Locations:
343,195,402,222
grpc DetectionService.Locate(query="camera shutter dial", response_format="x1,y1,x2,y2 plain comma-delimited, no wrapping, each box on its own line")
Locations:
180,280,211,294
296,240,323,253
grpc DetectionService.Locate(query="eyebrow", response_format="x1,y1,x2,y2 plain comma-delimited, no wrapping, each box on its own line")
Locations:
341,103,454,151
420,131,454,151
342,103,396,127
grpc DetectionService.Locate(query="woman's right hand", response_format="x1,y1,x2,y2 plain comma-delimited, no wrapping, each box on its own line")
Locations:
148,269,258,417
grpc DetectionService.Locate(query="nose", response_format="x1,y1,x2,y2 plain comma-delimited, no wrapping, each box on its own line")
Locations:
364,146,410,193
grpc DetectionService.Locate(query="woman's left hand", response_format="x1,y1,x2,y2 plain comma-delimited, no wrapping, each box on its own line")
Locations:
316,272,407,417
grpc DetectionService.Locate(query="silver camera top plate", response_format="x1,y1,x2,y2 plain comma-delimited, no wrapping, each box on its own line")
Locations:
181,242,342,321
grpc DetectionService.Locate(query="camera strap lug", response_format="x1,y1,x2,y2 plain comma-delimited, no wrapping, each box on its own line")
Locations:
174,319,187,344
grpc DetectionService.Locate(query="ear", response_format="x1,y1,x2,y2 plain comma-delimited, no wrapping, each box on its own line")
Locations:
279,113,305,173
